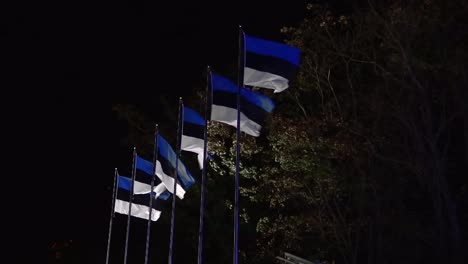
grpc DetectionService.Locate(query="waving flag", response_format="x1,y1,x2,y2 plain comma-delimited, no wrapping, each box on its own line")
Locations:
181,106,206,169
137,155,186,199
114,176,166,221
244,34,301,93
156,134,196,200
210,73,275,136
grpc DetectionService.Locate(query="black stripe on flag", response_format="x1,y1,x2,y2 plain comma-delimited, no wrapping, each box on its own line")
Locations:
212,90,270,126
157,154,190,189
246,51,299,81
135,169,153,186
183,122,204,140
117,188,169,212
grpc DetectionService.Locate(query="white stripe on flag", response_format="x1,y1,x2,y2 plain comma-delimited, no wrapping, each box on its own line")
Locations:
153,182,167,198
133,180,152,194
244,67,289,93
197,153,203,169
181,135,205,169
211,104,262,137
133,180,164,195
114,199,161,221
155,160,186,199
181,135,204,154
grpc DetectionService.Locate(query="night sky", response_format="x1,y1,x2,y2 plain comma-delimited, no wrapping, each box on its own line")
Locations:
2,1,310,263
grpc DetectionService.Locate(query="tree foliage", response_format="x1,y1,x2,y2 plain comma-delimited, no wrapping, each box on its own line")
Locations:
208,1,468,263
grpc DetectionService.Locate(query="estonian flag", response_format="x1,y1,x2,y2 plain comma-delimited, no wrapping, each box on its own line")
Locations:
158,134,196,196
244,34,301,93
210,73,275,137
133,155,158,194
153,182,171,200
114,176,166,221
181,106,205,169
137,155,186,200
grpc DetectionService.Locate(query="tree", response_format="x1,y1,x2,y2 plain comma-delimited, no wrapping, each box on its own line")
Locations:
209,1,468,263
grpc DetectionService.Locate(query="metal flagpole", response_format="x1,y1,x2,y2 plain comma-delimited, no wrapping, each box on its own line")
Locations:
105,168,119,264
234,25,245,264
144,124,159,264
124,147,137,264
168,98,184,264
197,66,211,264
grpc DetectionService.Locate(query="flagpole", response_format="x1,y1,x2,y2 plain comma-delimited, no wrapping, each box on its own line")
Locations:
144,124,159,264
234,25,245,264
124,147,137,264
105,168,119,264
197,66,211,264
168,98,184,264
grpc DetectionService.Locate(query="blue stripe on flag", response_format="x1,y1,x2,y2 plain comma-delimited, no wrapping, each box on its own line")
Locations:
136,155,154,175
241,88,275,113
118,176,132,191
245,34,301,66
184,107,205,126
211,74,237,93
157,191,171,200
212,73,275,112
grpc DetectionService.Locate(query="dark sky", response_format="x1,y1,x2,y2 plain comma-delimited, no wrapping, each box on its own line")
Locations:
107,1,307,100
4,1,308,263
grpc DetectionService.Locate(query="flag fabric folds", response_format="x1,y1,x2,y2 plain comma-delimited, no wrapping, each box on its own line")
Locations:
210,73,275,137
181,106,205,169
117,176,169,200
154,182,171,200
243,34,301,93
137,155,186,200
114,176,164,221
158,134,196,190
133,155,157,194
